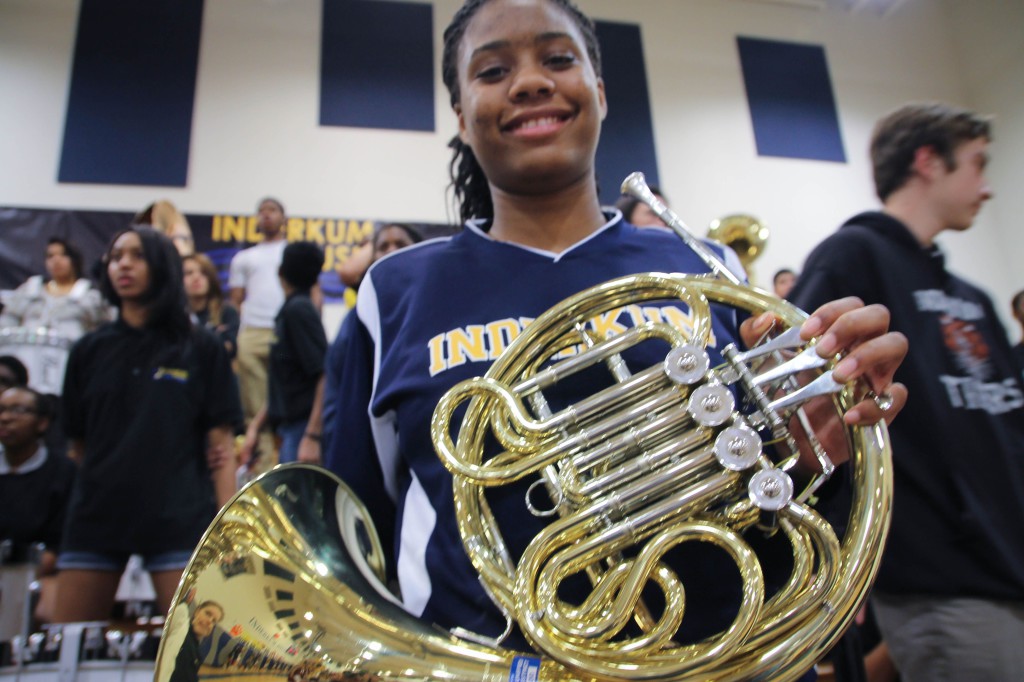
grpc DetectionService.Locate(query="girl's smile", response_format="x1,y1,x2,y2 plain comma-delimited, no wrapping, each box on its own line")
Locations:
455,0,606,197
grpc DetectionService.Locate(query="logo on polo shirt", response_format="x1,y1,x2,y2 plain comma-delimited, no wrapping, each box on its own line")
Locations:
153,367,189,383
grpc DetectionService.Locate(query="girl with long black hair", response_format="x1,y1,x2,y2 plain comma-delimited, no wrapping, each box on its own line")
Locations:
54,227,241,623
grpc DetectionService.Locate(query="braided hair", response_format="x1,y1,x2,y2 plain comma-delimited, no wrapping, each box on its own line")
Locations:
441,0,603,225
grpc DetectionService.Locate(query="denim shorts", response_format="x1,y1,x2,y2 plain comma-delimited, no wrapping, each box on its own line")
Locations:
56,549,194,572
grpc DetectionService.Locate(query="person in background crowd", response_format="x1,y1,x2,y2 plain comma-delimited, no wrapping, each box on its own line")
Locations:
241,242,326,466
326,2,907,678
228,198,288,474
53,227,241,624
337,222,426,290
305,223,424,465
0,356,29,391
0,385,76,623
773,268,798,299
183,253,240,358
615,184,668,227
135,200,195,257
0,237,110,341
790,102,1024,680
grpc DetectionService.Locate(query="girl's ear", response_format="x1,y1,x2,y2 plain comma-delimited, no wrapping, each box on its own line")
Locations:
596,78,608,121
455,103,470,145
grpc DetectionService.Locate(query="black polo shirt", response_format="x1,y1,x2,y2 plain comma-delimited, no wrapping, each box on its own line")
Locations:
61,320,242,554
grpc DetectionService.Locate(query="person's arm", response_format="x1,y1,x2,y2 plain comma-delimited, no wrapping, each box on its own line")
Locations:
240,404,267,469
338,241,374,288
0,278,34,328
67,438,85,465
206,425,237,507
217,304,241,358
229,287,245,309
298,376,326,464
328,286,396,570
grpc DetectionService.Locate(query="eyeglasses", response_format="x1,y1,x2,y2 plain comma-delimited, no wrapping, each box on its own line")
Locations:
0,405,37,417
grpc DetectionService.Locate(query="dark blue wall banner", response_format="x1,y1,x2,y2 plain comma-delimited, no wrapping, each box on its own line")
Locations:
58,0,205,186
736,36,846,163
594,20,660,204
320,0,436,131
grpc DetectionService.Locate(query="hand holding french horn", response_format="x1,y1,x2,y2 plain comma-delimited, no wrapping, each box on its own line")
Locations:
740,297,909,472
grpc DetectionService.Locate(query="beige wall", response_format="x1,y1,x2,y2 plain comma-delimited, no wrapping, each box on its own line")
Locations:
1,0,1021,328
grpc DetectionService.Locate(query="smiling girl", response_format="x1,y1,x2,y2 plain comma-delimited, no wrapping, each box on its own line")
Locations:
327,0,908,672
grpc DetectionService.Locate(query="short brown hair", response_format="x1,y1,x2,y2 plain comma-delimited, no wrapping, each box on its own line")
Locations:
871,103,991,202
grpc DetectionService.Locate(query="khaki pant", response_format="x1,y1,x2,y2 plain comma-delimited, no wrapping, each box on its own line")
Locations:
236,326,276,474
874,592,1024,681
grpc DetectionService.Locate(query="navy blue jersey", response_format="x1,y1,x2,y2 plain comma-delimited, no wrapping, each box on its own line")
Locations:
327,213,755,644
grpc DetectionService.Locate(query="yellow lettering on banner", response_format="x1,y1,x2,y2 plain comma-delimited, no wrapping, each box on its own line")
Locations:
246,217,262,243
326,220,345,243
215,215,251,243
324,244,352,273
428,334,447,376
447,326,488,369
305,219,325,244
286,218,305,242
346,220,374,244
485,319,522,359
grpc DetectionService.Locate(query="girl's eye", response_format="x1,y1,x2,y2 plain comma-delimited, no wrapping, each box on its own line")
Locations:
475,64,507,81
546,53,577,68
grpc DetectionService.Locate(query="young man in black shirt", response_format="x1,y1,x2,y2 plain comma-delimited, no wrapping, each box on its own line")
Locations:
241,241,327,466
791,103,1024,679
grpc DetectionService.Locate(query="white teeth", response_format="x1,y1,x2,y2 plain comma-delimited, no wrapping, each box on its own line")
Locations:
517,116,560,130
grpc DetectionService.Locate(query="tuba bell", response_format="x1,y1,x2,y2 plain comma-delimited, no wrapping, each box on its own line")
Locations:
707,214,769,286
155,173,892,682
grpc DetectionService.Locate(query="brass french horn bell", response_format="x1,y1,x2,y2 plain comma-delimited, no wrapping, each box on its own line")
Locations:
156,173,892,682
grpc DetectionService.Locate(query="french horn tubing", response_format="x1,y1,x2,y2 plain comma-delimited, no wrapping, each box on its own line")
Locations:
155,173,892,682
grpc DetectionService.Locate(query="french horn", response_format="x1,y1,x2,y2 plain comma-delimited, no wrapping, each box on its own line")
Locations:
155,173,892,682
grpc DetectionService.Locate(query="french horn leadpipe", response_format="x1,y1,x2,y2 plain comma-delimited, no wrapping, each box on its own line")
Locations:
155,174,893,682
620,172,743,285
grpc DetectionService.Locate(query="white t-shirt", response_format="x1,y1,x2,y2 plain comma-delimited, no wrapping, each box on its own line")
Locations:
228,240,287,329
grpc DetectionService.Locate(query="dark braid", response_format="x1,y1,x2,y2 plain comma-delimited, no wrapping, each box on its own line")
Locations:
442,0,603,225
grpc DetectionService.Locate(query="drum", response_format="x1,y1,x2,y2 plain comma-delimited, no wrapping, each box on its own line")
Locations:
0,327,73,395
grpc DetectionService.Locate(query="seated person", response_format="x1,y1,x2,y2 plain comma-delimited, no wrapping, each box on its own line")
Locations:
0,356,29,392
0,237,110,342
773,268,798,299
0,386,77,621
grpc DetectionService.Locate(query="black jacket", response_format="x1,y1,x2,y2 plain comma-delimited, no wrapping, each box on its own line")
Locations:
791,212,1024,600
